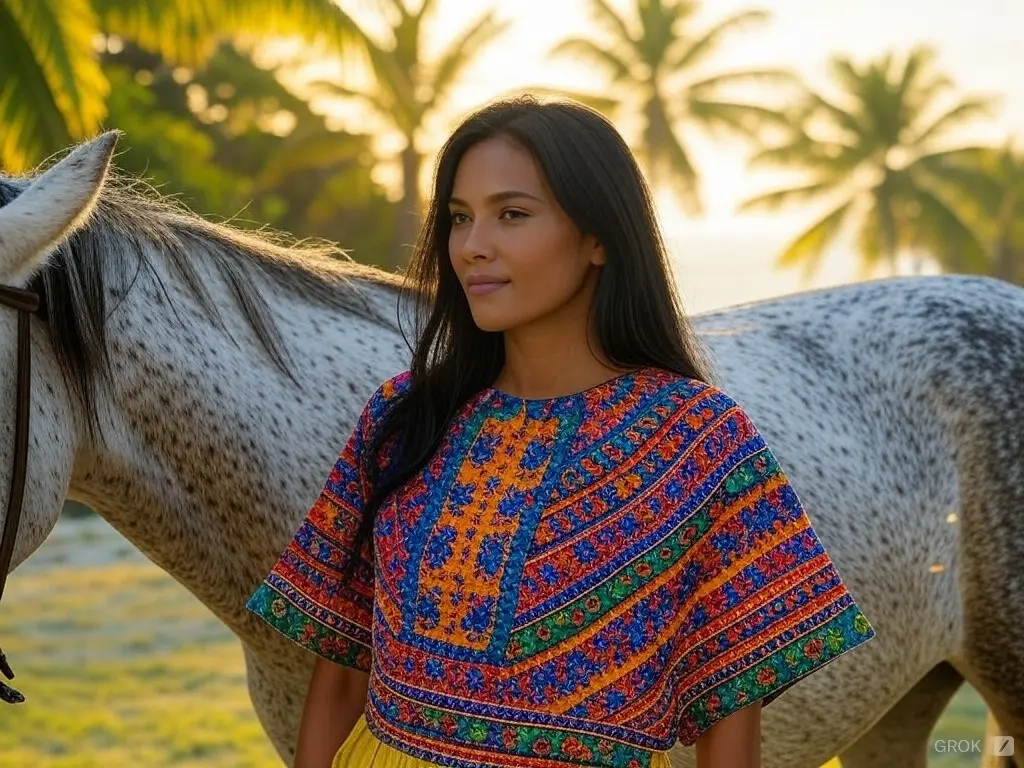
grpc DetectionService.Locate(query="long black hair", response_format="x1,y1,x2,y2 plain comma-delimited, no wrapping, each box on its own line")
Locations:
347,94,715,572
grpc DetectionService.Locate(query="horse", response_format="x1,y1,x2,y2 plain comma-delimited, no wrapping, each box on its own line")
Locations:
0,132,1020,768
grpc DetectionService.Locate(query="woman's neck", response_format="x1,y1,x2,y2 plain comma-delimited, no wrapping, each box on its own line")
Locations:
495,330,631,400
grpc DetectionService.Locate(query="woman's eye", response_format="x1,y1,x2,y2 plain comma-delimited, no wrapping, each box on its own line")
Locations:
500,209,527,220
450,212,469,225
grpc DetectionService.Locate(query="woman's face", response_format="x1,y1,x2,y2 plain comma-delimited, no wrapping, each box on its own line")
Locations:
447,136,605,334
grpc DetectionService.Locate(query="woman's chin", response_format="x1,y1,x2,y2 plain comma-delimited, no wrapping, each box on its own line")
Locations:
469,310,519,334
472,319,513,333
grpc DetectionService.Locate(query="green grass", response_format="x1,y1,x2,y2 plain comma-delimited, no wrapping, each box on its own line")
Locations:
0,519,281,768
0,517,995,767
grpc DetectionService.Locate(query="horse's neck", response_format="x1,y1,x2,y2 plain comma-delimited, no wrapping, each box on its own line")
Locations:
68,247,407,626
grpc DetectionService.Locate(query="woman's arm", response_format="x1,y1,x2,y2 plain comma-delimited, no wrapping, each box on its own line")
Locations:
293,657,370,768
695,701,762,768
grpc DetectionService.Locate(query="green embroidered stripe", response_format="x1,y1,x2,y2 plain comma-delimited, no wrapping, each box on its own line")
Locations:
684,604,875,733
723,448,776,495
507,510,712,661
246,583,369,669
375,695,659,767
507,451,774,661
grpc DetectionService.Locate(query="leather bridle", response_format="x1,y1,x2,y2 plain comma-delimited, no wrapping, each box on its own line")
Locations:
0,282,39,704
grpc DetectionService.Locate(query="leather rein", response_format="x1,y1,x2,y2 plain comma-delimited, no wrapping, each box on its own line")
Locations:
0,282,40,704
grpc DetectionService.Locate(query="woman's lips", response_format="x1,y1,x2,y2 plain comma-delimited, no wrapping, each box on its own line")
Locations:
467,281,509,295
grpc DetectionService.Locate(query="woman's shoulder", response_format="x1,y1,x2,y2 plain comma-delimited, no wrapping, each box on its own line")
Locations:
367,369,413,404
355,370,413,429
647,369,744,414
642,370,768,444
375,369,414,402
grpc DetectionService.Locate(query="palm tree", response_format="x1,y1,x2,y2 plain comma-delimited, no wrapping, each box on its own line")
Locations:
926,140,1024,284
977,142,1024,283
312,0,508,267
541,0,797,215
0,0,362,172
739,45,998,280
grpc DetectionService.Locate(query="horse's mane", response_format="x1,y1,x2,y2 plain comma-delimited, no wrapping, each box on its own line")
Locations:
0,171,405,441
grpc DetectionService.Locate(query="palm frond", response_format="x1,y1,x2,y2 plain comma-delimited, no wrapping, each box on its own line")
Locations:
803,92,865,139
217,0,366,51
748,134,860,174
254,129,371,190
430,10,510,107
356,35,418,134
909,185,989,273
775,198,856,277
906,98,999,149
921,146,1002,167
94,0,364,66
915,145,1024,262
897,45,939,97
549,38,632,83
826,56,867,100
214,0,366,55
308,81,393,118
686,68,799,93
739,181,838,212
642,97,701,214
688,99,794,139
668,9,770,72
92,0,209,64
0,0,106,171
897,45,951,124
911,148,1006,213
0,8,65,172
584,0,636,48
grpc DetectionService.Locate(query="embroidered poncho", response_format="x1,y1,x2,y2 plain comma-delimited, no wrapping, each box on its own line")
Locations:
247,368,875,767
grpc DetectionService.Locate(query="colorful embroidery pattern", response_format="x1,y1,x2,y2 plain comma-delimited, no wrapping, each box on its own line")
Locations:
247,368,876,767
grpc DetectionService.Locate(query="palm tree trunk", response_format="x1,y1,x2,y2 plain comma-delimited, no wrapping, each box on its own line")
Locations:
878,176,901,274
992,238,1020,284
393,138,422,268
993,190,1021,284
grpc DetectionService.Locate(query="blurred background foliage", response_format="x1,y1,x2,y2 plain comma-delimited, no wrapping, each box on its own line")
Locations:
2,1,1020,765
1,0,1022,278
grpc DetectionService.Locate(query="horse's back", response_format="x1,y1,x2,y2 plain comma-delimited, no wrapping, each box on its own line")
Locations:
692,274,1024,743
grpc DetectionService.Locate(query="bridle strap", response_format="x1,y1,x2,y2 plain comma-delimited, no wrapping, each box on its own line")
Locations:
0,282,39,704
0,285,36,598
0,284,39,314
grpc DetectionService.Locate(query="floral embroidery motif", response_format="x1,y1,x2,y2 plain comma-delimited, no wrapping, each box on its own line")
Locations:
247,368,876,767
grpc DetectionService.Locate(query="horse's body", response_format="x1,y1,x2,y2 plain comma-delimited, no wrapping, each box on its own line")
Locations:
0,135,1020,768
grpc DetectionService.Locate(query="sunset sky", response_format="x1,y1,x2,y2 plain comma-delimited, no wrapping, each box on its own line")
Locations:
300,0,1024,313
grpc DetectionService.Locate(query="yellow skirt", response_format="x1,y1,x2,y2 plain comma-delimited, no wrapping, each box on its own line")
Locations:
333,714,676,767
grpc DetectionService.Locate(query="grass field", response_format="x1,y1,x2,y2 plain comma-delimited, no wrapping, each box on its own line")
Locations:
0,516,995,767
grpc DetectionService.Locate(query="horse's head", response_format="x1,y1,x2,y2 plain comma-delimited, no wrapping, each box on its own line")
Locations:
0,133,118,662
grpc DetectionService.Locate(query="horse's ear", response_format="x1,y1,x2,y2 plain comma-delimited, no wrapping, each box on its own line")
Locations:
0,130,119,286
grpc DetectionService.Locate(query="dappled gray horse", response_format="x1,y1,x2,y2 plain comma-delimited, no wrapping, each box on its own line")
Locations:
0,134,1020,768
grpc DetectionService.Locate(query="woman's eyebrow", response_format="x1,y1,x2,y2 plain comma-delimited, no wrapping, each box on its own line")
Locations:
449,190,544,206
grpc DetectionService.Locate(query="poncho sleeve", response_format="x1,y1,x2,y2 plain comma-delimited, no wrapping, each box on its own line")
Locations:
245,371,410,672
673,388,876,746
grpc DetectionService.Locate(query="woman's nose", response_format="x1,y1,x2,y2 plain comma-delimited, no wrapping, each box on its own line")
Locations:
455,220,494,262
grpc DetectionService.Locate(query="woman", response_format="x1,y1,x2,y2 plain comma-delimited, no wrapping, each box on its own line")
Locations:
246,95,876,768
